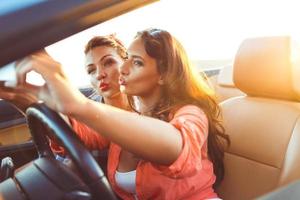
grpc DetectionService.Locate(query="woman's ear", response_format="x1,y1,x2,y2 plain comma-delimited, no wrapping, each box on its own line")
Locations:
158,76,164,85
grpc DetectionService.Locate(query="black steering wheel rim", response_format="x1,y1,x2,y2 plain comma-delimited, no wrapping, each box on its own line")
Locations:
26,103,117,200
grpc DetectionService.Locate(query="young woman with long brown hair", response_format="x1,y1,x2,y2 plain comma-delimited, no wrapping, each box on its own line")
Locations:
10,28,229,199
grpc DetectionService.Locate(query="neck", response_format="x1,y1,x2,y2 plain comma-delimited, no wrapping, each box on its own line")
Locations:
138,88,162,115
103,92,128,110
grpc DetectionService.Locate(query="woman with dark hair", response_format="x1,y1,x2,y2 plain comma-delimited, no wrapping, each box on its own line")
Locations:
130,29,230,187
10,28,229,199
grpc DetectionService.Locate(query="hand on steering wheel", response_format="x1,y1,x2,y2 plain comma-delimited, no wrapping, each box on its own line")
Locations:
26,103,117,200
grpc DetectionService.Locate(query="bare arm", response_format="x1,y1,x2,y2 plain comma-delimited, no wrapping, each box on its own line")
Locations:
13,51,183,165
70,100,182,165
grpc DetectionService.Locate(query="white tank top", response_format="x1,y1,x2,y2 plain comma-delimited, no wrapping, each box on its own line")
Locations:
115,170,137,194
115,170,220,200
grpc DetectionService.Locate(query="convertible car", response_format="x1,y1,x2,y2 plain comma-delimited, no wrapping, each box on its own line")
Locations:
0,0,300,199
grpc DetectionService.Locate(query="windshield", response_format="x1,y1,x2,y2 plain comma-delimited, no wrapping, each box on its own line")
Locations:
14,0,300,87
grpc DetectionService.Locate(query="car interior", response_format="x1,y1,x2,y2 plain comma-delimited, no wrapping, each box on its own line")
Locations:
216,36,300,199
209,64,245,102
1,1,300,200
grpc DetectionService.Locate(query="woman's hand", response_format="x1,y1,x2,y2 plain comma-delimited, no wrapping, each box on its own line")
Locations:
14,50,87,115
0,83,38,113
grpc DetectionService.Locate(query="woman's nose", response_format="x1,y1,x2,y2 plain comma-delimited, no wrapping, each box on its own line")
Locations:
119,61,129,75
96,69,107,80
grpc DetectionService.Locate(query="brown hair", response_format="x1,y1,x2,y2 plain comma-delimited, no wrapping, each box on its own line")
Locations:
129,28,230,187
84,34,127,59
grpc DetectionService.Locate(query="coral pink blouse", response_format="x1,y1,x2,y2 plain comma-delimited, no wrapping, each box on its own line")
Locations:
51,105,218,199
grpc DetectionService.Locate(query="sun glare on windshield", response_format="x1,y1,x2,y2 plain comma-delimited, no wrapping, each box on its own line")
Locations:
46,0,300,87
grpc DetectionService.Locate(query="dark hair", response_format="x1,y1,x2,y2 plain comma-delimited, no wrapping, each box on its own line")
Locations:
84,34,127,59
129,28,230,187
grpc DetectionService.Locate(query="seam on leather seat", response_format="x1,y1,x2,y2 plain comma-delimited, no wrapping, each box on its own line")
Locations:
280,114,300,170
226,152,280,169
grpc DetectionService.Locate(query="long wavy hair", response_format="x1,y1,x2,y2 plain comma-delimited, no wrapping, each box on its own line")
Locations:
128,28,230,187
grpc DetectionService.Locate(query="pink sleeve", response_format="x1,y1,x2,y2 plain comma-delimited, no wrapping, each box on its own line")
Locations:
154,105,209,178
69,118,110,149
50,117,109,155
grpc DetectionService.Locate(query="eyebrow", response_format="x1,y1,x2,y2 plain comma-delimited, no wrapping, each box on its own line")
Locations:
130,54,145,61
100,54,113,62
85,54,114,68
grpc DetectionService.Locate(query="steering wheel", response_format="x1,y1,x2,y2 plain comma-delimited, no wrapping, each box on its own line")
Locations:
26,103,117,200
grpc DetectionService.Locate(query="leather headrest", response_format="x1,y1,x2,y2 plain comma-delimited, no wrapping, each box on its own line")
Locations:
233,36,300,101
218,65,235,88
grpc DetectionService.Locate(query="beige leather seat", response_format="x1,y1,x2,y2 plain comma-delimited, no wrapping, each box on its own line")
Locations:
215,65,245,102
217,36,300,200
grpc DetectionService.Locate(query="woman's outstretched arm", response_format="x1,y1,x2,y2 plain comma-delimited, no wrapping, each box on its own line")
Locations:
71,99,182,165
14,51,182,165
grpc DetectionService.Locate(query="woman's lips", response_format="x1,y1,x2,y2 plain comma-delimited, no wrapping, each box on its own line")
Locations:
118,77,127,86
99,82,109,91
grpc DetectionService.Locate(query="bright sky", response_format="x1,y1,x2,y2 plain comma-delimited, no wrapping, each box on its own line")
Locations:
45,0,300,87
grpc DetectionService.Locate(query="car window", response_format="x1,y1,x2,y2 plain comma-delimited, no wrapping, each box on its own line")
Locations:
45,0,300,87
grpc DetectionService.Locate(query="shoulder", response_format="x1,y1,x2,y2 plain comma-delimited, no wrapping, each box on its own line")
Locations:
173,105,207,121
170,104,208,132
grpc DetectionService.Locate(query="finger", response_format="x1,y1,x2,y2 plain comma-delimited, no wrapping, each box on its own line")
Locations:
15,53,68,99
21,82,42,97
0,90,15,100
15,57,34,85
33,54,66,78
1,83,39,102
33,49,51,58
0,82,15,92
29,54,64,78
1,82,34,94
31,51,68,79
16,57,52,85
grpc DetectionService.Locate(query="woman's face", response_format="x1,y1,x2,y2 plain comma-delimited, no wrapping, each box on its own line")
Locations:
119,37,162,98
85,46,123,99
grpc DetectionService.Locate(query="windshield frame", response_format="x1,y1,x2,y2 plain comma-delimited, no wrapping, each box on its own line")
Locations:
0,0,157,67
